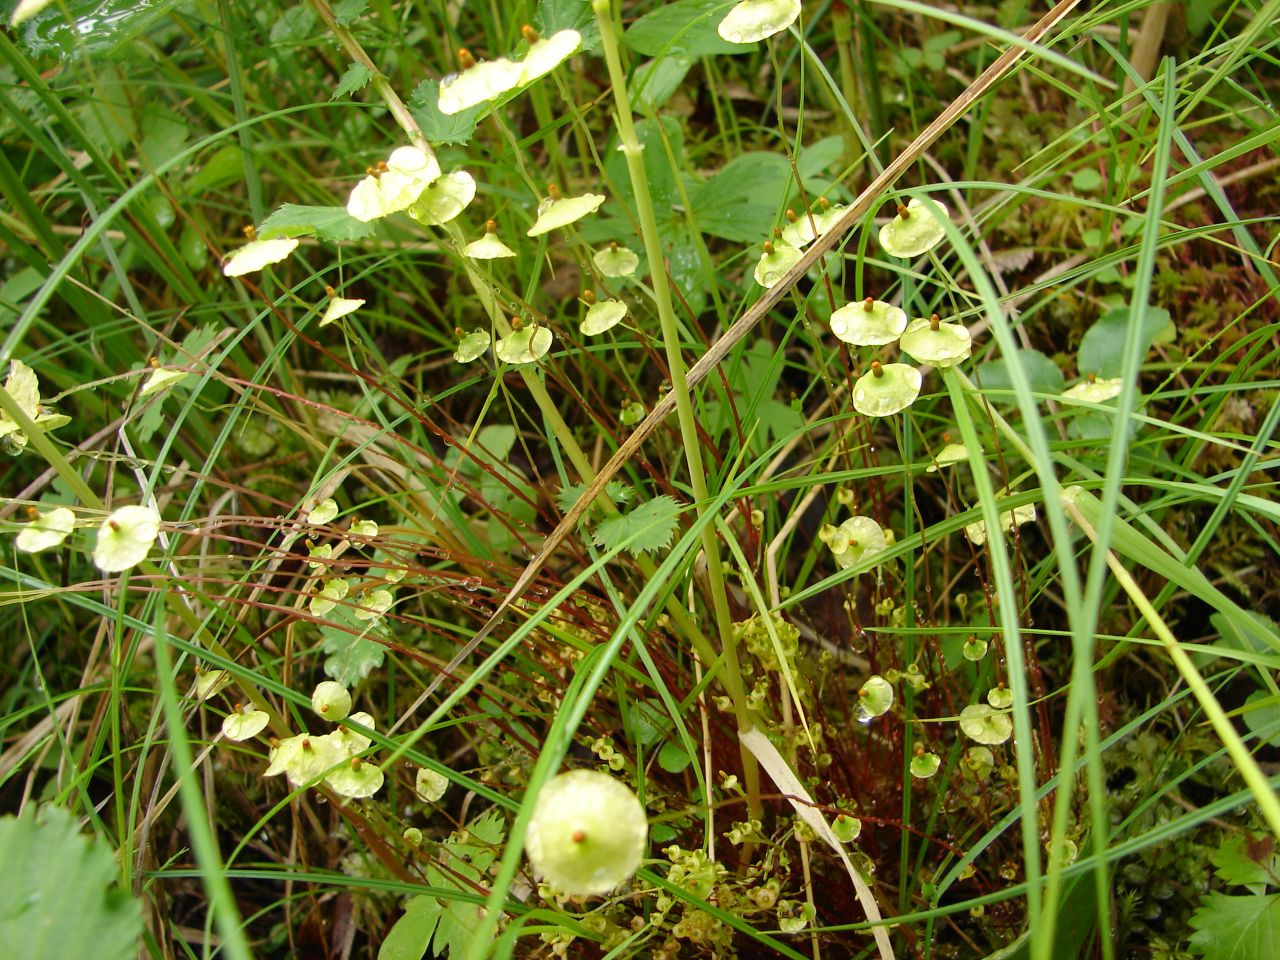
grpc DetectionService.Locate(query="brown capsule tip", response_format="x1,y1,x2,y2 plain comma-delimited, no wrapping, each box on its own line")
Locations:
485,219,497,233
896,204,910,219
350,757,362,769
325,285,336,297
582,290,596,304
376,160,388,173
848,539,857,547
915,744,925,757
1087,372,1097,383
858,688,868,697
25,505,39,518
521,24,538,43
763,240,775,255
511,316,523,330
301,738,313,750
107,520,121,532
546,183,561,200
772,226,783,239
243,225,257,240
871,360,884,377
785,208,797,222
930,314,941,331
457,48,475,69
818,196,830,209
454,326,464,337
571,829,587,843
609,240,619,251
943,431,952,442
148,356,160,367
863,296,874,311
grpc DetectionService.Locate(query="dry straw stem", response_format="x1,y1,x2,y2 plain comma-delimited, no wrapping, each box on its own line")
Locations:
417,0,1085,707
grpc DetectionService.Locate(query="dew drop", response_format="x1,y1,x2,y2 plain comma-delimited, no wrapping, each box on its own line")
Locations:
463,576,481,592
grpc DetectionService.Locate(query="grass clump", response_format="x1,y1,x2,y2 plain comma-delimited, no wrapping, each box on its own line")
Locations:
1,1,1278,959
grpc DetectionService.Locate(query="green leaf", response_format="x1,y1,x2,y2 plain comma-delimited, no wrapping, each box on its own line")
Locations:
977,348,1065,397
186,144,246,195
1243,691,1280,748
704,338,803,452
409,80,484,146
1212,833,1280,888
332,0,369,25
1076,305,1176,378
258,203,374,243
0,805,142,960
658,740,691,773
690,153,792,242
535,0,601,52
331,62,375,101
625,0,746,57
1071,168,1104,192
555,479,632,514
270,4,318,45
379,895,441,960
606,115,684,216
796,136,846,181
1188,892,1280,959
629,56,694,112
592,496,681,556
424,810,507,957
321,613,386,686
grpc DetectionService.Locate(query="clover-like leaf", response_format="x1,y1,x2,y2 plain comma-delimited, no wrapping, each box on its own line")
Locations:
353,587,393,621
438,55,523,115
832,814,862,842
818,515,887,571
524,769,648,896
222,237,299,277
307,498,340,525
517,27,582,85
326,757,384,798
593,243,639,278
1061,376,1123,403
753,240,802,288
408,170,476,226
320,296,364,327
309,577,350,617
527,189,606,236
581,298,628,336
958,703,1013,745
852,362,922,417
963,490,1037,545
962,636,989,661
16,507,75,553
345,145,442,222
311,680,352,722
221,707,270,742
829,297,908,346
464,220,517,260
910,750,942,779
717,0,802,44
454,329,492,363
139,366,188,398
415,767,449,803
927,440,969,473
878,196,949,258
495,325,553,364
93,505,161,573
857,675,895,719
899,314,972,368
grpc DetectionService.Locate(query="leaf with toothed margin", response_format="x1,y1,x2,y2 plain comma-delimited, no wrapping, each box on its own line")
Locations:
592,496,681,556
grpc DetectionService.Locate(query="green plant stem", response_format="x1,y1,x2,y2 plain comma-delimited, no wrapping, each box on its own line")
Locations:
592,0,759,818
151,600,254,960
943,368,1042,937
1063,497,1280,838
